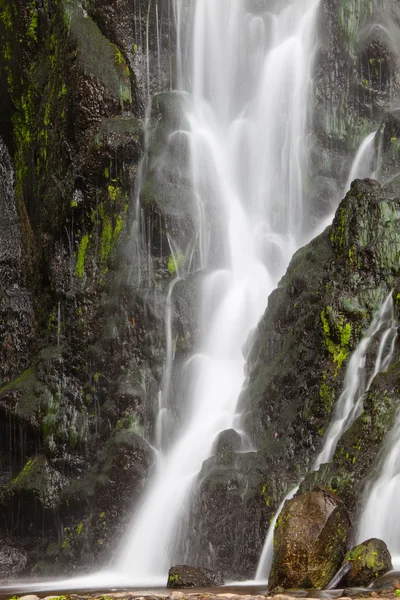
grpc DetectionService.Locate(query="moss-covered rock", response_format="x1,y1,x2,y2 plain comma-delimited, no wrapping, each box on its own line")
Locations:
343,538,392,586
269,488,351,590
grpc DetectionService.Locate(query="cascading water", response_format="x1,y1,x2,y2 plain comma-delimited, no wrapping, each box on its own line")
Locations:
256,293,398,582
357,375,400,569
114,0,321,585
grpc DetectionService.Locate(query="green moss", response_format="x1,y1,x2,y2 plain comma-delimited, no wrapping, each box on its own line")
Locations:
168,253,184,277
320,309,352,371
100,218,112,273
319,381,333,414
28,1,38,42
75,234,90,278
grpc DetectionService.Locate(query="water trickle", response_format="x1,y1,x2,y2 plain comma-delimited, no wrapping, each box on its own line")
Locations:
255,486,299,582
357,351,400,568
344,131,377,195
115,0,321,585
255,293,397,582
315,292,397,468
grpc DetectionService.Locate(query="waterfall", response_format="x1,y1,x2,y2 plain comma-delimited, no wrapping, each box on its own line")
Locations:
114,0,321,585
255,293,397,582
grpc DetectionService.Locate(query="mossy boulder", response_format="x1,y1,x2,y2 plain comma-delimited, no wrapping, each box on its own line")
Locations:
269,488,351,590
167,564,224,588
343,538,392,586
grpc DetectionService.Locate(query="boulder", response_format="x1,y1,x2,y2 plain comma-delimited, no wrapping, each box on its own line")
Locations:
167,564,224,588
269,488,351,590
343,538,392,586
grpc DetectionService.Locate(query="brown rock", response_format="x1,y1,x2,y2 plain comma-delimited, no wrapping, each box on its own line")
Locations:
269,487,351,590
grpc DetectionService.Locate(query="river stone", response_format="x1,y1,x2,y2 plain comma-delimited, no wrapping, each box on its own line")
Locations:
343,538,392,586
167,564,224,588
269,487,351,590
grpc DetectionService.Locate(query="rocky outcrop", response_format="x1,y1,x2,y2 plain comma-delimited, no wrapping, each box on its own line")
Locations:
0,0,173,577
343,538,392,586
187,179,400,580
268,488,350,590
167,565,224,588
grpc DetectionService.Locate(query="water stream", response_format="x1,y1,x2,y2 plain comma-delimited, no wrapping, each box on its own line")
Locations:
114,0,321,585
357,369,400,568
344,131,377,195
256,293,398,582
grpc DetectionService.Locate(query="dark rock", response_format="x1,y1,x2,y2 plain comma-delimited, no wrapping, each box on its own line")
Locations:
343,538,392,586
167,564,224,588
212,429,242,458
269,488,351,590
0,541,27,577
0,139,35,386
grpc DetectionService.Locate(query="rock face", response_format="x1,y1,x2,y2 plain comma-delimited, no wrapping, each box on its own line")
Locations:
268,488,351,590
167,565,224,588
0,0,172,577
0,139,35,384
343,538,392,586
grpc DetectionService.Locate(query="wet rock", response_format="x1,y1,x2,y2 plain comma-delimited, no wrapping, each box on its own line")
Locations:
212,429,242,459
269,488,351,590
0,139,35,385
0,542,27,576
343,538,392,586
140,92,197,268
167,564,224,588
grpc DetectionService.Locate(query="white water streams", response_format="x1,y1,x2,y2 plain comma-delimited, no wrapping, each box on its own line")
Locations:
344,131,377,194
255,293,397,582
114,0,321,585
358,419,400,569
357,358,400,568
315,292,397,468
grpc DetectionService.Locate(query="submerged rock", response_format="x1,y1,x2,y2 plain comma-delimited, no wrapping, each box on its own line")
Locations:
167,564,224,588
269,488,351,590
343,538,392,586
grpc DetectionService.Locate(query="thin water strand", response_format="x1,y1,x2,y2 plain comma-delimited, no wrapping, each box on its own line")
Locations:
344,131,377,194
255,486,299,582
